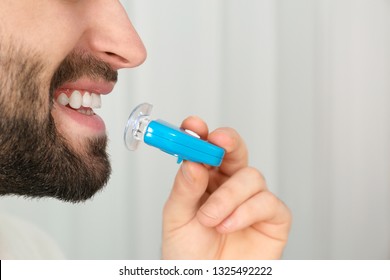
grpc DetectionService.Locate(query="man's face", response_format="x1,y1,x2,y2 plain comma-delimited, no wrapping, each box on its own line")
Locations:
0,0,146,202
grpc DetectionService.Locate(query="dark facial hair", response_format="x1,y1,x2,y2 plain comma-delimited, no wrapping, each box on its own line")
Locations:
0,39,118,202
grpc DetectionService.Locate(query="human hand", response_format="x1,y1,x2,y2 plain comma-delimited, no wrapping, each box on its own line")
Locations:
162,116,292,259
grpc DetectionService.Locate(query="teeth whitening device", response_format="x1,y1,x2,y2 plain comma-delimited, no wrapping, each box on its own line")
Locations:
124,103,225,166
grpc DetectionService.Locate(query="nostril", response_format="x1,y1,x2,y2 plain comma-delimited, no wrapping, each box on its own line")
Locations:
104,51,130,67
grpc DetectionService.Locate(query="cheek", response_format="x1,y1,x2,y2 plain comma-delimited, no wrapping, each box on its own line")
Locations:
1,5,83,71
37,5,87,66
38,22,84,64
0,47,52,124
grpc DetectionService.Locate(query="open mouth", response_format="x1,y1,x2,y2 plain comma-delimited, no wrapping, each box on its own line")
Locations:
53,88,106,133
51,79,115,133
55,89,101,116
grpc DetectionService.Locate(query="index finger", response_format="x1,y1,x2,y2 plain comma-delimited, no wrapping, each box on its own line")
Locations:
208,127,248,176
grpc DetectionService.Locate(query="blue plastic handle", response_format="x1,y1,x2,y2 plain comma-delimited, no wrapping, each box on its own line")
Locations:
144,119,225,166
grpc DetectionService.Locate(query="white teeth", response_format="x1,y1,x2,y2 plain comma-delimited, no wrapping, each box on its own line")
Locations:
91,93,101,109
82,92,92,108
57,93,69,106
56,90,102,110
69,90,82,109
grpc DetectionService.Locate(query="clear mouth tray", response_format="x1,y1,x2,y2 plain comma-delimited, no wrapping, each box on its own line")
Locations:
124,103,225,166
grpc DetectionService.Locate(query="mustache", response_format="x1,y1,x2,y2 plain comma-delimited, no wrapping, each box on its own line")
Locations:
50,51,118,94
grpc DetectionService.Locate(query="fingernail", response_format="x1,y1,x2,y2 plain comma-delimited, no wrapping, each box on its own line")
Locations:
181,161,194,184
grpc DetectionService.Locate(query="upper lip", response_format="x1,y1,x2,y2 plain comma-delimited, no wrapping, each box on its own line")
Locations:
55,77,116,95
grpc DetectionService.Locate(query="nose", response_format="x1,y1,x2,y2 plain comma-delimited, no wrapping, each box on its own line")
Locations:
81,0,147,70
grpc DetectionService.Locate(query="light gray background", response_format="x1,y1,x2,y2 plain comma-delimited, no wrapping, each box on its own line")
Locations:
1,0,389,259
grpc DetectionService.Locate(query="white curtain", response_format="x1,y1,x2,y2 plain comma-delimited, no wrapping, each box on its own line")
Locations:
1,0,389,259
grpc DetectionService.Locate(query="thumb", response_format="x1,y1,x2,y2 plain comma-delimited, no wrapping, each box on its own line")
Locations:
163,161,209,230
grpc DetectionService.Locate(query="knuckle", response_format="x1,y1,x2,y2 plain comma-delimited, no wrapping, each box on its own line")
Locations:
260,191,280,214
263,191,279,205
243,166,267,184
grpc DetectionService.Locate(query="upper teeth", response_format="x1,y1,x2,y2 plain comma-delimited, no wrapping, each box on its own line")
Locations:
57,90,102,109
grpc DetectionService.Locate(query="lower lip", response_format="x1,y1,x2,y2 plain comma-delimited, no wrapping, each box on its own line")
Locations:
54,102,106,133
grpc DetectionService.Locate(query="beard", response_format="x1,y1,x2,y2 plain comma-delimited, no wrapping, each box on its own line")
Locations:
0,39,117,202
